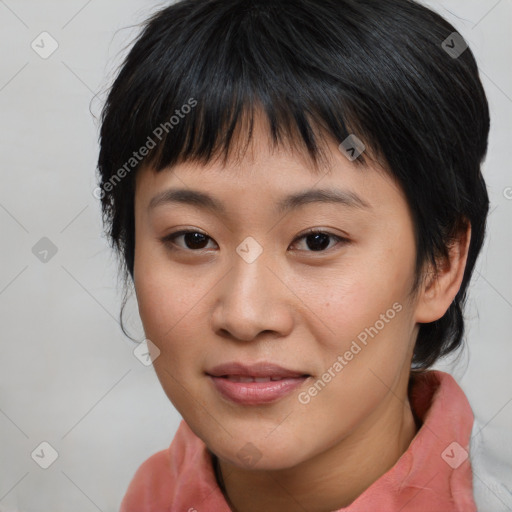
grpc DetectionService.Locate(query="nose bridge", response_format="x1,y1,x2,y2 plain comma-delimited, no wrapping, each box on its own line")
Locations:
232,242,270,303
212,240,293,340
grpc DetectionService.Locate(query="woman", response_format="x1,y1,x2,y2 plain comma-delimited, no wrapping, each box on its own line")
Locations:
97,0,495,510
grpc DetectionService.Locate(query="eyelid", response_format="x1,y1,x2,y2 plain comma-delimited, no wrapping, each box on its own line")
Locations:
290,228,349,252
160,228,349,253
160,229,216,250
294,227,349,240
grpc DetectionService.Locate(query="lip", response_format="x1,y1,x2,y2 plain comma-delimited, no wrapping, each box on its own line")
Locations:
207,361,308,378
206,361,310,405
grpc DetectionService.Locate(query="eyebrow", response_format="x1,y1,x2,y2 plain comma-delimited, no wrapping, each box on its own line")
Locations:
148,187,371,215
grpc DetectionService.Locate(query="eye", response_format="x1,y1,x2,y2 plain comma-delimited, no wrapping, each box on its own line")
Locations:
290,229,348,253
160,230,216,251
160,228,348,253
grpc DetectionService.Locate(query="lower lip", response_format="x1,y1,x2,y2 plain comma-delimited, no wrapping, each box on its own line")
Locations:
208,375,309,405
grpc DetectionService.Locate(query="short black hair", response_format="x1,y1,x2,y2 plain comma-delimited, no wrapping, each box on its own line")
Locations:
97,0,490,370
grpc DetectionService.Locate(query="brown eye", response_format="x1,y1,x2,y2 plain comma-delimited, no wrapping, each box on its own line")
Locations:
291,230,348,253
161,230,216,251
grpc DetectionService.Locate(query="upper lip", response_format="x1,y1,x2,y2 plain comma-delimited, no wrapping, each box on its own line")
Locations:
206,361,309,378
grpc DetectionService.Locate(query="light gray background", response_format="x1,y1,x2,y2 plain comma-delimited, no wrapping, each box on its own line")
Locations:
0,1,511,511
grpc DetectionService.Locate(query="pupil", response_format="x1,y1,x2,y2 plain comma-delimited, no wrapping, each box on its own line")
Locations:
307,233,329,251
185,232,208,249
183,233,331,251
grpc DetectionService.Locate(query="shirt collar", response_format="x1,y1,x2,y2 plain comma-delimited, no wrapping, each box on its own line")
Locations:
169,370,476,512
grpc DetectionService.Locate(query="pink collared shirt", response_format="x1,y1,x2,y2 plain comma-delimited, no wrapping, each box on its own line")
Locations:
120,370,476,511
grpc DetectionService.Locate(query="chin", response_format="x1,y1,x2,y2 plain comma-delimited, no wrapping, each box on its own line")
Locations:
210,433,310,471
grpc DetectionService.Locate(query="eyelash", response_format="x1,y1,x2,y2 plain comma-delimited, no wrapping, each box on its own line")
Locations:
160,228,348,254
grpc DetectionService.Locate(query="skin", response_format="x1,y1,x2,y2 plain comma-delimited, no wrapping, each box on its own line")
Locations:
133,113,471,512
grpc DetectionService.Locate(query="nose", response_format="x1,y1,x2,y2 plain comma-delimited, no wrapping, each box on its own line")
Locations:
211,250,294,342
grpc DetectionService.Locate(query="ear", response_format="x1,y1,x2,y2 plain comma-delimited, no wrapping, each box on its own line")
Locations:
415,221,472,323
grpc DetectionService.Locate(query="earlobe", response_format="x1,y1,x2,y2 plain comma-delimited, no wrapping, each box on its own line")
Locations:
415,221,472,324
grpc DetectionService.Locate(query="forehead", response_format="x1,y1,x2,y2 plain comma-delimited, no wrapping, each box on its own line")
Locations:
134,112,406,222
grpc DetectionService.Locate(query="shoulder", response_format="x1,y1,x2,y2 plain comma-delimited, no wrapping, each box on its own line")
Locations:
119,448,174,512
119,420,220,512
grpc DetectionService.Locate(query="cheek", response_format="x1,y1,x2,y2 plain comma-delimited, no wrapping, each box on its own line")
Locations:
308,260,412,345
134,258,212,415
135,233,190,326
290,299,415,452
303,242,417,393
134,246,190,350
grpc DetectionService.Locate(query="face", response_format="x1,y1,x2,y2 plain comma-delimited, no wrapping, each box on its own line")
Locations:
133,117,422,471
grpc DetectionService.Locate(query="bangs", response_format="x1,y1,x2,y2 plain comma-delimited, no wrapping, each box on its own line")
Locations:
98,0,490,369
99,0,383,180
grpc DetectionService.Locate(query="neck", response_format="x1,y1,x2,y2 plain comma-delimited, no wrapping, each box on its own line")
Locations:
215,377,419,512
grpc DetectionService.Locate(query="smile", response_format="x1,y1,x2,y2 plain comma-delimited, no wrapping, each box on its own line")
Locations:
207,374,310,405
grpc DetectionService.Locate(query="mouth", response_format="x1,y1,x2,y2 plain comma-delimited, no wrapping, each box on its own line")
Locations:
206,361,311,405
217,375,306,382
